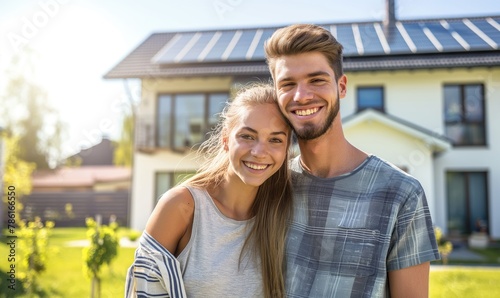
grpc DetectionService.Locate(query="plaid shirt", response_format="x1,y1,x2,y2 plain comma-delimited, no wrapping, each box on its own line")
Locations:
285,155,440,297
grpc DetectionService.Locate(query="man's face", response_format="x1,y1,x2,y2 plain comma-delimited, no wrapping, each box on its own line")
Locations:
273,52,346,140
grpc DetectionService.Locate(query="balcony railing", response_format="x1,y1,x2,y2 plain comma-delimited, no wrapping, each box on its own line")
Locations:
135,117,156,152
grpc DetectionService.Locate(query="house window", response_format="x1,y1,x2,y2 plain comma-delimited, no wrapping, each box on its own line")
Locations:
357,86,384,112
157,92,228,150
155,171,195,202
444,84,486,146
446,171,488,236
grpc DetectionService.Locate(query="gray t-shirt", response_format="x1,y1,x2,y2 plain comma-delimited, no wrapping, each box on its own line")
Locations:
285,155,440,297
177,186,263,297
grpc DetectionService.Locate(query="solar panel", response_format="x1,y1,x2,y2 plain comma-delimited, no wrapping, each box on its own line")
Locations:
202,31,239,62
469,18,500,48
357,23,385,55
177,31,217,63
153,32,198,63
425,22,462,51
385,23,412,54
252,28,275,60
336,24,358,56
226,30,258,61
149,16,500,66
401,23,437,52
451,20,492,50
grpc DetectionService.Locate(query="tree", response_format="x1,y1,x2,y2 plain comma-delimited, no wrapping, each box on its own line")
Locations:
113,113,134,167
17,217,55,295
2,133,36,214
113,79,139,167
0,52,65,169
2,134,35,197
83,217,119,298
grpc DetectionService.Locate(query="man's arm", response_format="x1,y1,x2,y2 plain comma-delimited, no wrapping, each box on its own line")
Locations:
388,262,431,298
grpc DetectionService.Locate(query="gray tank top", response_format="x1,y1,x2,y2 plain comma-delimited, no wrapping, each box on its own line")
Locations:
177,186,263,297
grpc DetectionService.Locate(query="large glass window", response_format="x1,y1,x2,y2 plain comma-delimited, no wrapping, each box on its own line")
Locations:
157,92,228,150
444,84,486,146
357,86,384,112
446,171,488,236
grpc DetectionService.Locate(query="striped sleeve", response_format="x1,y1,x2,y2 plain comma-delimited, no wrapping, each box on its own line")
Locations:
125,232,187,298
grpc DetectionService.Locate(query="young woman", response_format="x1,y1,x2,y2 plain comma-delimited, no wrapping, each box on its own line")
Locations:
125,83,293,298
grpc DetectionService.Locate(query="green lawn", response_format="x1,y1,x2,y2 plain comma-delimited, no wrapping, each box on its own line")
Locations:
0,228,135,298
430,267,500,298
1,228,500,297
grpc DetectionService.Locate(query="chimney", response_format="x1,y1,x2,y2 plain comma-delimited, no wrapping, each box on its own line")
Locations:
384,0,396,37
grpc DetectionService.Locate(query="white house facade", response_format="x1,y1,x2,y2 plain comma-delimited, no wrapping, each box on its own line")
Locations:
105,4,500,241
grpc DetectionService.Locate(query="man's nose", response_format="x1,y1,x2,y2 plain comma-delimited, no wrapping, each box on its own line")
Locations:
293,83,314,103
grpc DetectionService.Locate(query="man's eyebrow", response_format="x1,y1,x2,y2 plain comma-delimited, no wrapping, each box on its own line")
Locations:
307,71,330,77
277,71,331,83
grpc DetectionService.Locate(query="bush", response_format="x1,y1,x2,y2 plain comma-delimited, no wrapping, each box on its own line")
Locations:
127,230,141,242
435,226,453,264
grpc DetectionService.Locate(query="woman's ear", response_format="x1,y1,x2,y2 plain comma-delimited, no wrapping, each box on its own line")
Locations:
222,137,228,151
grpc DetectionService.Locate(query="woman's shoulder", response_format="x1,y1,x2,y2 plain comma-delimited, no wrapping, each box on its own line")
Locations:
145,186,196,254
158,186,196,209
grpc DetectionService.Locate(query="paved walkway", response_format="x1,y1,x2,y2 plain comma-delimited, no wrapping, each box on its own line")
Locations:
448,246,486,261
65,237,139,248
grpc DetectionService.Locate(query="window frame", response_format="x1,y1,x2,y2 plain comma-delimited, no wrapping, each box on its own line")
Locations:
446,171,489,236
443,83,486,147
155,91,228,150
356,86,385,112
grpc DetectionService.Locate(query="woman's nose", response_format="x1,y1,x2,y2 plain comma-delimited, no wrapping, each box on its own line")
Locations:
250,141,267,157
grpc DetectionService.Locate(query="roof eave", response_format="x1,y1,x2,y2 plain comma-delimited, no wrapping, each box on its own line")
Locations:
343,109,452,152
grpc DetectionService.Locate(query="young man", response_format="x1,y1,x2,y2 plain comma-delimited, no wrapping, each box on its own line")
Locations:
265,24,440,297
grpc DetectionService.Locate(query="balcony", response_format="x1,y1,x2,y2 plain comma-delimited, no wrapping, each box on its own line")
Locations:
135,117,156,153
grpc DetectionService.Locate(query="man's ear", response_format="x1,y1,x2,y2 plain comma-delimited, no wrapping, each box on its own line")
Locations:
338,75,347,98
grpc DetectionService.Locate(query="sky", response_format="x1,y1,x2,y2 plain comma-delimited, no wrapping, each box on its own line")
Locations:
1,0,499,161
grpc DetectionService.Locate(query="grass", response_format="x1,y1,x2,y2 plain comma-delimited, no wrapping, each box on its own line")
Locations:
0,227,135,298
1,228,499,297
430,267,500,297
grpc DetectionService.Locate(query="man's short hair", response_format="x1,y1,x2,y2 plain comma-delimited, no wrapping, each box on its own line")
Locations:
264,24,344,81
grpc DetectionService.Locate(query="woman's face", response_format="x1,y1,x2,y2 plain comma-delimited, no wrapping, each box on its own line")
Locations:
226,103,289,187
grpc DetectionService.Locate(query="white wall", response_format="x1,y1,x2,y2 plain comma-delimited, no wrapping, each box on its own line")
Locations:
130,150,201,231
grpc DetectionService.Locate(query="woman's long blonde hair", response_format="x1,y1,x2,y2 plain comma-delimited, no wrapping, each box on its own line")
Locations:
182,83,293,298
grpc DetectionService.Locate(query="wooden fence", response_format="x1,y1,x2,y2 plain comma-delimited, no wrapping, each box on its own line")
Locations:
4,190,130,227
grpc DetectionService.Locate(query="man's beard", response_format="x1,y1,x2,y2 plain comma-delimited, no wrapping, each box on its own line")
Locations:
294,93,340,140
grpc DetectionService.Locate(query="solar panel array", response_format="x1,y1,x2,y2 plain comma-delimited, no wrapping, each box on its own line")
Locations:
151,17,500,65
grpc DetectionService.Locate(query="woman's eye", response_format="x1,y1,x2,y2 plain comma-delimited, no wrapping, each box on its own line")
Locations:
240,134,254,140
270,138,284,143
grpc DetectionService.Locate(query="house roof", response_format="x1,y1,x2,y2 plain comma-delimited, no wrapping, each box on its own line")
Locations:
343,109,452,152
66,138,115,166
105,16,500,79
32,166,131,188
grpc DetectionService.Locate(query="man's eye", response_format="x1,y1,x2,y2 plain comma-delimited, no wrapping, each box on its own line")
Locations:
280,82,295,88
